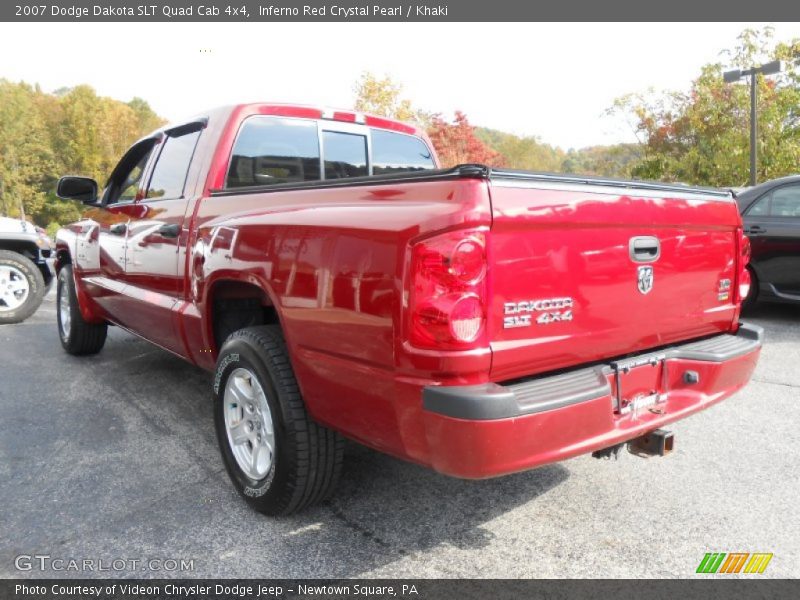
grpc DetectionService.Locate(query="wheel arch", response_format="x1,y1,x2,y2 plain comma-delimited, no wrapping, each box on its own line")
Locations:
204,275,283,355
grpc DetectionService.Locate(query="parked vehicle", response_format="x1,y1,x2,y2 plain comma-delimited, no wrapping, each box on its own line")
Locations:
0,216,54,323
736,175,800,308
54,103,762,515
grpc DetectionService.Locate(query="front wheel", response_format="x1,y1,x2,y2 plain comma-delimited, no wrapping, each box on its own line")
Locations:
0,250,45,324
214,325,344,515
57,265,108,355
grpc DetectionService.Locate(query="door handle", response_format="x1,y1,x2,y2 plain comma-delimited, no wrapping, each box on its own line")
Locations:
155,223,181,238
629,236,661,262
745,225,765,235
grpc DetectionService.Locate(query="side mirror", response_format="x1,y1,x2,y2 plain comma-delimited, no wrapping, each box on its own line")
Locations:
57,176,99,204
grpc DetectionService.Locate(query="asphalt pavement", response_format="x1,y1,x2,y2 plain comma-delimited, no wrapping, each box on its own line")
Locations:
1,291,798,578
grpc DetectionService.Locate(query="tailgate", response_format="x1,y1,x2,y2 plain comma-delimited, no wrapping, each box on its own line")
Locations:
488,175,741,382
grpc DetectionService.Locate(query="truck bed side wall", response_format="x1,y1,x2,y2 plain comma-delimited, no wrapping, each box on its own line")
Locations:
185,178,492,458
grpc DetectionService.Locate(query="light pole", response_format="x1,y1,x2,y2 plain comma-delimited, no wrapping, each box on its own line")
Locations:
723,60,782,186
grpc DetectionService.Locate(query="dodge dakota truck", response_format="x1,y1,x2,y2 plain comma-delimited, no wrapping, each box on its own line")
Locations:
54,103,762,515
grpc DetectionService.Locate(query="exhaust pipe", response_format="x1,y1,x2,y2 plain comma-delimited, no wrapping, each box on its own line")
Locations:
628,429,674,458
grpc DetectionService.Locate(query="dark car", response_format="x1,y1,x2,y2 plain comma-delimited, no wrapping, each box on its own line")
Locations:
736,175,800,307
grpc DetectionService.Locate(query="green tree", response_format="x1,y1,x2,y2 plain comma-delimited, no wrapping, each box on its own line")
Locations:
0,81,54,219
476,127,564,172
561,144,643,178
610,27,800,186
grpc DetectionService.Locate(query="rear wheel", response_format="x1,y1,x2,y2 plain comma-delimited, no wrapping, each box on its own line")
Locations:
214,325,344,515
57,265,107,355
0,250,45,324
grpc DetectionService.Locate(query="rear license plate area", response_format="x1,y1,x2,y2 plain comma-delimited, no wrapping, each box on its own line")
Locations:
610,354,668,417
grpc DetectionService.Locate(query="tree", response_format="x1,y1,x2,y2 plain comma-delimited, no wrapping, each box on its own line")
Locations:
0,81,166,228
560,144,643,178
427,112,504,167
610,27,800,186
476,127,564,172
353,72,429,124
0,81,54,219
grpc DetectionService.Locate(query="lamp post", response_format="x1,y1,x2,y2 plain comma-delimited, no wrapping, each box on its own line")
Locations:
723,60,782,186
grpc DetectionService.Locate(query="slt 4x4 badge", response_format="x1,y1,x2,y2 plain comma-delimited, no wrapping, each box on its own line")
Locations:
503,297,574,328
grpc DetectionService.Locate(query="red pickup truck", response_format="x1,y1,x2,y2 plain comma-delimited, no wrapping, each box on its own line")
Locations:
54,103,762,515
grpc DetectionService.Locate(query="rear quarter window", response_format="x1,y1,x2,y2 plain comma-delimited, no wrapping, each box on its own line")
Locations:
371,129,435,175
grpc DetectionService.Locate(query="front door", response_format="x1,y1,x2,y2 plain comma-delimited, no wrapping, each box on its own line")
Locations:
78,138,158,320
743,183,800,298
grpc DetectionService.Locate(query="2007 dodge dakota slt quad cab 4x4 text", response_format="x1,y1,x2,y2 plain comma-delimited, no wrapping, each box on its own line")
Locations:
54,104,762,515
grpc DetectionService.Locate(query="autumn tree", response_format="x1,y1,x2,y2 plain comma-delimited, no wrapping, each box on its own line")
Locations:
427,112,504,168
0,81,165,229
353,72,431,124
610,27,800,186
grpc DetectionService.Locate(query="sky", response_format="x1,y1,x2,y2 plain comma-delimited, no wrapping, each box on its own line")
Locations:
0,22,798,149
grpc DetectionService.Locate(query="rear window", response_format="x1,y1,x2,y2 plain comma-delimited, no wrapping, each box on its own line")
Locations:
226,117,321,188
371,129,434,175
323,131,368,179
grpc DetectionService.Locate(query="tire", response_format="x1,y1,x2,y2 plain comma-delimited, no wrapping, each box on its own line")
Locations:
57,265,107,355
213,325,344,515
741,267,759,312
0,250,45,324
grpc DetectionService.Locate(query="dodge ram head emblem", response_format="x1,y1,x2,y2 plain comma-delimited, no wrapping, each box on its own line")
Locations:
637,266,654,295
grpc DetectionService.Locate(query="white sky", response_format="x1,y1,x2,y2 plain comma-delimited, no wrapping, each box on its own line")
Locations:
1,22,798,149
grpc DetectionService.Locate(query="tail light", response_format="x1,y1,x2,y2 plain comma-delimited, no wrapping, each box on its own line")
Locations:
408,229,488,350
737,228,752,302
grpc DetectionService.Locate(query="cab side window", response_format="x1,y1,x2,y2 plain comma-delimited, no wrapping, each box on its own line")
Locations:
371,129,434,174
145,130,201,200
105,140,157,205
226,117,321,188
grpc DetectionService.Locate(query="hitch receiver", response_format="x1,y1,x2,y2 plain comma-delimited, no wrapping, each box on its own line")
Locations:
628,429,674,458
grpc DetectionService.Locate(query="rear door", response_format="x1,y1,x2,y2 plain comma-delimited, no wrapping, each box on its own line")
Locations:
742,183,800,298
119,125,202,353
488,175,741,381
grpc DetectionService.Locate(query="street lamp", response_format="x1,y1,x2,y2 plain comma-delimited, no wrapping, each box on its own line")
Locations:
723,60,782,186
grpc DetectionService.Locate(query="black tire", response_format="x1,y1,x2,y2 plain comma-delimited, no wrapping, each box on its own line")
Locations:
741,267,759,312
57,265,107,355
0,250,45,324
213,325,344,515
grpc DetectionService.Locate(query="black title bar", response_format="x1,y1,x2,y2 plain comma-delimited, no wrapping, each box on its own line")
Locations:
2,0,799,21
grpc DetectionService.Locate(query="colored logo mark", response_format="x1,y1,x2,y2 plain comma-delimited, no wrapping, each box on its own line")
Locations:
696,552,773,574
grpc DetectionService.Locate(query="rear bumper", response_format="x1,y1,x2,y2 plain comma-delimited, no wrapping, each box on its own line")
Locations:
421,323,763,478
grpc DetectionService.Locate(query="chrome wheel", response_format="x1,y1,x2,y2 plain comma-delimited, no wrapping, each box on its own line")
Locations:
224,367,275,480
58,275,71,339
0,265,30,312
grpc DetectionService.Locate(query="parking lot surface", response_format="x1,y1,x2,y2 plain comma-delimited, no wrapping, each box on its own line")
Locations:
1,291,798,578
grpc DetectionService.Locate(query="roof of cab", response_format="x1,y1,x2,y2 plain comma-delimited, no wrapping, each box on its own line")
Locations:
231,102,425,137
